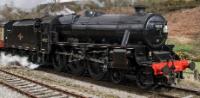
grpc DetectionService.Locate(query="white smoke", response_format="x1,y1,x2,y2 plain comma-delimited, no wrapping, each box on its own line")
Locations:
0,0,48,11
0,52,40,69
0,15,5,20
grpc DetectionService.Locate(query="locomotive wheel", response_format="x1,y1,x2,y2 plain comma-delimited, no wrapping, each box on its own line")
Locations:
68,60,85,76
88,61,107,80
30,52,38,64
53,54,64,72
110,70,125,84
136,67,156,89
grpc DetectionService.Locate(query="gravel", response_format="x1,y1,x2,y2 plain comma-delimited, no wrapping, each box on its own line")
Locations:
0,85,27,98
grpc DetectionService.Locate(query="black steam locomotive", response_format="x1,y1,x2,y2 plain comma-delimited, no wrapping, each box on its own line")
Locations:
0,6,195,89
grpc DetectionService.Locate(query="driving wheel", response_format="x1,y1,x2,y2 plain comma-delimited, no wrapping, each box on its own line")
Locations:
68,59,85,76
53,54,65,72
136,67,156,89
88,61,107,80
110,70,125,84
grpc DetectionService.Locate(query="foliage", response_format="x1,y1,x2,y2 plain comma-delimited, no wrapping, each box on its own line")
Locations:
175,50,190,60
166,37,200,61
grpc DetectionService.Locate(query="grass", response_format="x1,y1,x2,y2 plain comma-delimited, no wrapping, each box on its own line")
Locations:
195,62,200,71
166,37,200,61
166,38,193,52
173,44,193,52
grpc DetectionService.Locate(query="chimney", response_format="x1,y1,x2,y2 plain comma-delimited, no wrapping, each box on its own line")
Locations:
134,5,146,14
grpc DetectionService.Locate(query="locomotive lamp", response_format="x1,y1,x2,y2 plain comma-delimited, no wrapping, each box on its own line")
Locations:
163,25,168,33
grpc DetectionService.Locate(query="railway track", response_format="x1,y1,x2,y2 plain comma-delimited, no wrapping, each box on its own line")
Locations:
150,85,200,98
0,69,87,98
169,85,200,95
40,68,200,98
1,67,200,98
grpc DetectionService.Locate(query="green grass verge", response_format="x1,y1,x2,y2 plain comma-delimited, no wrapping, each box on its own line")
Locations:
173,44,193,52
166,39,193,52
195,62,200,71
166,39,199,61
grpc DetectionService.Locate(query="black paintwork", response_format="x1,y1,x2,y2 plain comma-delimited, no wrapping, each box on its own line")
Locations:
3,11,167,51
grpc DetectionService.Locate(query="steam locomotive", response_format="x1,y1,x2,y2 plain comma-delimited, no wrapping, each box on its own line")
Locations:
0,6,195,89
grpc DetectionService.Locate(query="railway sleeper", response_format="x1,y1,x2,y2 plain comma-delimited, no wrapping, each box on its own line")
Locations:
19,84,39,89
27,88,49,93
25,87,49,93
33,90,58,96
37,93,65,98
31,89,53,95
13,82,31,87
6,80,26,84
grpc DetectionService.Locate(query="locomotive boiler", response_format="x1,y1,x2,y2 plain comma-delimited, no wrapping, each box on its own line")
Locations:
0,6,195,89
59,6,167,49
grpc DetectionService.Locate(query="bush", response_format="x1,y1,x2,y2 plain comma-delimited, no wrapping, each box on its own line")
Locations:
175,50,190,59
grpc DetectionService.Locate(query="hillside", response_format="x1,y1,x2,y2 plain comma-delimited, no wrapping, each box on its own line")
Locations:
165,6,200,60
166,6,200,37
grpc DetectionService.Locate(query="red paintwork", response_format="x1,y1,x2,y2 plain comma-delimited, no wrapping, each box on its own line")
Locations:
0,40,4,48
152,60,189,75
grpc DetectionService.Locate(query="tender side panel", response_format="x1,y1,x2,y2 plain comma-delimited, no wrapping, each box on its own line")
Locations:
7,25,39,50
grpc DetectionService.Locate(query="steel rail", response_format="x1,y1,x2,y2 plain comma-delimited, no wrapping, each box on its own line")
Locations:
0,69,88,98
167,85,200,95
149,85,200,98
